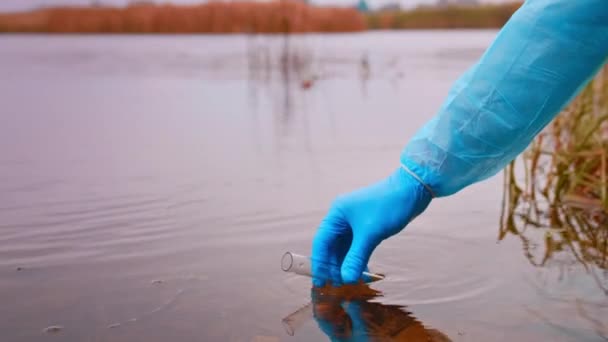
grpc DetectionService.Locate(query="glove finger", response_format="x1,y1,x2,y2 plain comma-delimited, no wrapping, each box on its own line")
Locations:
341,234,381,284
311,213,351,287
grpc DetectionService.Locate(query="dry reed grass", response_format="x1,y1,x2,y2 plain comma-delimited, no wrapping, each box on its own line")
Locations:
500,65,608,282
0,2,525,33
0,2,366,34
367,3,522,30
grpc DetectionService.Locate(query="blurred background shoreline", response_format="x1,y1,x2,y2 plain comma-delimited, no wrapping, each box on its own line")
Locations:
0,1,521,34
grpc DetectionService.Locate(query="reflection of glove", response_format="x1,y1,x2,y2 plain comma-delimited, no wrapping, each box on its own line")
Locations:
311,287,371,342
311,167,432,286
310,285,440,342
312,294,353,341
314,301,368,342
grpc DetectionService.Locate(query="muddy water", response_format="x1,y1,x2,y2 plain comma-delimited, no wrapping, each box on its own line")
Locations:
0,32,606,342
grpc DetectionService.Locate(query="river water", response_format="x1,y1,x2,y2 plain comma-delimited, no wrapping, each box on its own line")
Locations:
0,31,606,342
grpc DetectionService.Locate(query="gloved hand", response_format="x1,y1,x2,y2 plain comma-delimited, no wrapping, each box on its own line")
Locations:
311,166,432,286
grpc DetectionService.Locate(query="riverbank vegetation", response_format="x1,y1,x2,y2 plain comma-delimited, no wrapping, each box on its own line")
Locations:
0,2,365,34
500,66,608,277
0,2,521,34
367,3,521,30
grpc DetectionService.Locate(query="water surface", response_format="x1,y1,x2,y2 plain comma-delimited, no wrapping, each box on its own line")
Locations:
0,31,606,342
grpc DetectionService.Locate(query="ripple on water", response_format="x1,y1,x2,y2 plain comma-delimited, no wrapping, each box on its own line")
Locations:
279,231,501,307
197,209,321,248
373,232,500,306
0,191,174,267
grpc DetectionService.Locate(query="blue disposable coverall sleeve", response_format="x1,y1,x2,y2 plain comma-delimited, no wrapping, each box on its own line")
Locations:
401,0,608,197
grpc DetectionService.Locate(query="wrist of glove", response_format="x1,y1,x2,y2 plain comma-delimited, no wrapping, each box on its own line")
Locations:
311,165,433,287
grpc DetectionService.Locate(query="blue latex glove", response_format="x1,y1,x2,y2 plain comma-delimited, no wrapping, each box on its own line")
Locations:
311,167,432,286
312,0,608,286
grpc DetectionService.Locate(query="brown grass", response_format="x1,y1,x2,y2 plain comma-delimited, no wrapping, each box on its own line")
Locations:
0,2,366,34
500,66,608,280
0,2,525,34
368,3,522,30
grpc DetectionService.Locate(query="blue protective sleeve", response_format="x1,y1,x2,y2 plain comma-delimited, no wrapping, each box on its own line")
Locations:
401,0,608,197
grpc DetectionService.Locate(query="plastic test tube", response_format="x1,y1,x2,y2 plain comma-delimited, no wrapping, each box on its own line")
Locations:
281,251,385,282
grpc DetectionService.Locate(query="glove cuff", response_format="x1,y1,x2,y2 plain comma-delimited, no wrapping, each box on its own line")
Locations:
400,163,436,198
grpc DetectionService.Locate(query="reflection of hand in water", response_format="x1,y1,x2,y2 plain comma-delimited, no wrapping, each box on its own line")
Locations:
311,284,451,342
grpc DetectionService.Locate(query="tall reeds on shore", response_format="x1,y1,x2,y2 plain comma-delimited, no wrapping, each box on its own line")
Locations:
367,3,521,30
0,2,523,34
500,66,608,280
0,2,366,34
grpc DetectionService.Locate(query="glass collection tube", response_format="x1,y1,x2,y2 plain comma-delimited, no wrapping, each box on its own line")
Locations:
281,251,385,282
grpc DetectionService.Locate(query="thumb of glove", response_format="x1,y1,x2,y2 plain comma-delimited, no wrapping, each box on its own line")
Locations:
341,234,381,284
